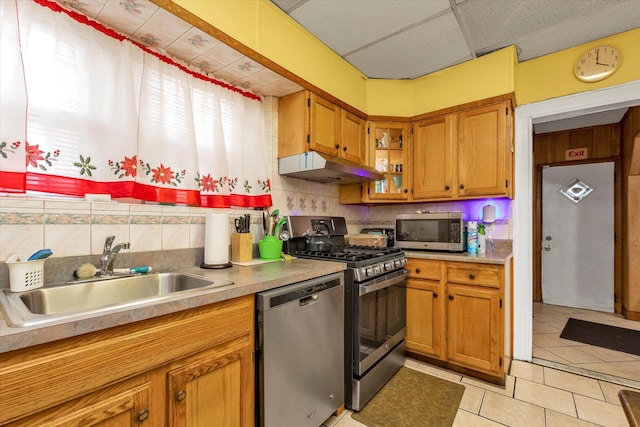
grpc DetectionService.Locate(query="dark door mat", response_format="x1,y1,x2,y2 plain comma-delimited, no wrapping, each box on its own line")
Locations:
560,318,640,356
351,367,464,427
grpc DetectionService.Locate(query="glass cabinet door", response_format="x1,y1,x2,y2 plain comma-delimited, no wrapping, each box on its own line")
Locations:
369,122,409,200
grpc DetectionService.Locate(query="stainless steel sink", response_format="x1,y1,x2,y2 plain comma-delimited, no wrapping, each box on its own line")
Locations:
0,272,233,327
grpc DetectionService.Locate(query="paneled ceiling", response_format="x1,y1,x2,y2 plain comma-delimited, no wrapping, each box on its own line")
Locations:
55,0,638,98
272,0,640,80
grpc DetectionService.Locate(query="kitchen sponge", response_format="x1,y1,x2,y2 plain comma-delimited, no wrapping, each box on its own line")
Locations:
74,263,98,279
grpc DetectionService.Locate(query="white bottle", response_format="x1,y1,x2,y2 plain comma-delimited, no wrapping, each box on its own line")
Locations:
477,223,486,254
467,221,478,254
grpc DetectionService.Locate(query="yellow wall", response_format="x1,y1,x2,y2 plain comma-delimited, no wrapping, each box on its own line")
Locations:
173,0,369,112
173,1,639,116
366,46,517,117
516,27,640,105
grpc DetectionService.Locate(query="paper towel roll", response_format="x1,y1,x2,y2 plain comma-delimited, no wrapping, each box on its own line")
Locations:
482,205,496,223
204,213,230,265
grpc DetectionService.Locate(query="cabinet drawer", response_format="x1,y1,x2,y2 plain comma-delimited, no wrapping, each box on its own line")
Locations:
447,262,502,288
407,259,443,280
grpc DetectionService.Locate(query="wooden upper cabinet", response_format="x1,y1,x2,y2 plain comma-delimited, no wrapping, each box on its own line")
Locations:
278,90,365,165
412,115,455,200
340,94,514,205
341,110,365,163
411,98,513,202
309,94,341,157
367,121,409,200
457,101,512,198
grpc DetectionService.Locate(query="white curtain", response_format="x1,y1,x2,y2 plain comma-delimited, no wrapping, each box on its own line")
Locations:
0,0,272,208
0,0,27,188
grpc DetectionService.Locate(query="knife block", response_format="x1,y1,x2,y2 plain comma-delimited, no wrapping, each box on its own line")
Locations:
231,233,253,262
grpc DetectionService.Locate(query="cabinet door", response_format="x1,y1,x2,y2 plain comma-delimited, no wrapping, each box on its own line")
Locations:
168,343,253,427
412,115,455,200
368,122,409,200
456,101,511,197
406,278,445,360
341,110,365,164
309,94,340,157
446,284,502,376
7,377,152,427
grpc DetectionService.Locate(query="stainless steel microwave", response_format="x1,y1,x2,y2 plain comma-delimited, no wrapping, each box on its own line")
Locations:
394,212,466,252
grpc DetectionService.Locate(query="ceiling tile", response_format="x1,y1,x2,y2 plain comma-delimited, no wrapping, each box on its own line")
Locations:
515,1,640,61
201,43,245,68
456,0,636,56
137,7,191,47
345,10,471,79
287,0,450,55
165,27,219,62
227,58,267,77
271,0,307,13
54,0,108,19
94,0,157,37
190,54,227,74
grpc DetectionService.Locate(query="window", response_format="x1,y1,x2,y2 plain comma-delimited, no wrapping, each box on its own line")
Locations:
0,0,271,208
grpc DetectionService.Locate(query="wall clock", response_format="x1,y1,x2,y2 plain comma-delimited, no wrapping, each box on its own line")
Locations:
574,46,621,82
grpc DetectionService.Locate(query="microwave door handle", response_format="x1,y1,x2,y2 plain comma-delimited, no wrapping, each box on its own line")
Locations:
359,269,409,296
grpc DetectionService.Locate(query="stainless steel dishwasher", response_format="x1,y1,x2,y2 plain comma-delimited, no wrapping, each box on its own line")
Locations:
256,272,344,427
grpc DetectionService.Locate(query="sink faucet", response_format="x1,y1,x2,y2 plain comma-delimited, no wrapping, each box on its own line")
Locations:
100,235,130,276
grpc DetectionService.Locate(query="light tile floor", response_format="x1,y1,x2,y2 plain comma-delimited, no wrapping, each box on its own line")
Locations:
321,303,640,427
532,302,640,386
323,358,636,427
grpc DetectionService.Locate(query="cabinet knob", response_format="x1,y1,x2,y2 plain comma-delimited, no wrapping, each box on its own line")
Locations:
433,292,438,298
137,409,150,422
459,184,465,189
343,146,347,151
403,188,408,193
335,144,340,149
448,295,454,300
469,273,475,280
176,390,187,401
415,268,421,274
445,185,450,190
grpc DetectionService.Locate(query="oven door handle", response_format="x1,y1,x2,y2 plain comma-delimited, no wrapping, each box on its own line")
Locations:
358,269,409,296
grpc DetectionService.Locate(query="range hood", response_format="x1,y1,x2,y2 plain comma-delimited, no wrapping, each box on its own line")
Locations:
278,152,383,184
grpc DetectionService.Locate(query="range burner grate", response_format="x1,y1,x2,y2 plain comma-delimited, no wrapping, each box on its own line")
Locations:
294,245,403,262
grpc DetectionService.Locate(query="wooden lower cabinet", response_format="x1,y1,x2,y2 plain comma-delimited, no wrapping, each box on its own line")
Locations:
5,374,152,427
446,283,502,375
168,340,254,427
406,279,445,360
0,295,254,427
406,258,508,379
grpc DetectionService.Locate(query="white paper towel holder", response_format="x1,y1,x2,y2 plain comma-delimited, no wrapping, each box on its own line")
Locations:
200,261,232,269
201,212,232,269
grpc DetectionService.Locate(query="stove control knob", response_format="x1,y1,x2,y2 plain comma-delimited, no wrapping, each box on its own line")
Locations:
384,262,392,271
373,265,381,275
365,267,373,277
394,260,401,268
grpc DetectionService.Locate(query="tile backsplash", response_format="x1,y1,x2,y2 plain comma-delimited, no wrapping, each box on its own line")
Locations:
0,96,512,286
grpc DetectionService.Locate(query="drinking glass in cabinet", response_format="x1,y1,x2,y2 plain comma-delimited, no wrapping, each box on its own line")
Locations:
392,176,403,193
375,178,389,194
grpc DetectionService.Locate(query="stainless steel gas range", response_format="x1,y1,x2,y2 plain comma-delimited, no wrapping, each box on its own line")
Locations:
283,216,409,411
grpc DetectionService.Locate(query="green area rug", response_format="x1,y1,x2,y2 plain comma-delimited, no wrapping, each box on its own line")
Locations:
352,367,465,427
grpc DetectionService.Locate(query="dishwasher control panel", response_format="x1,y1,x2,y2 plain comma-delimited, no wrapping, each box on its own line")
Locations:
268,277,341,308
256,272,344,311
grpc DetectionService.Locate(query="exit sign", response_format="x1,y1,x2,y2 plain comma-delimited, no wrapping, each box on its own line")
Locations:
565,148,588,160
